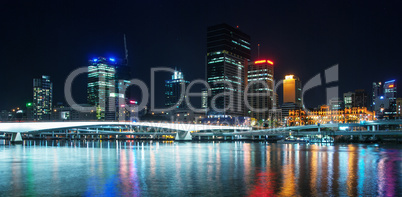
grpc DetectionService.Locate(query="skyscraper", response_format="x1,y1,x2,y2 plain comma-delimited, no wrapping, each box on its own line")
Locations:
33,75,53,120
87,57,116,120
282,75,302,118
372,82,382,110
206,23,251,116
383,80,397,118
283,75,302,107
165,70,189,109
246,59,274,120
372,79,397,119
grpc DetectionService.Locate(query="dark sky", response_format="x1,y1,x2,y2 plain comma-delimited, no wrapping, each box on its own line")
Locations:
0,0,401,110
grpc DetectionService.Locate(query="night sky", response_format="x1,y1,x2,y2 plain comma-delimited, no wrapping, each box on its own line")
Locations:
0,0,401,110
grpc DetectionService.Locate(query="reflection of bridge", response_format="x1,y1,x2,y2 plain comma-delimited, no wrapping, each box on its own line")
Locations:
0,122,251,142
1,120,401,142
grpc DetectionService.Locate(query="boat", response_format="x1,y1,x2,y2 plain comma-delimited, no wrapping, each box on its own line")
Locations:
277,136,309,144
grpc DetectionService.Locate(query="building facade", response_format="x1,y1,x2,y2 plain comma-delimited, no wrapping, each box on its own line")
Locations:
287,105,375,126
87,57,116,120
33,75,53,120
246,59,274,120
282,75,302,119
165,70,189,109
283,75,302,107
372,80,397,119
206,23,251,116
344,92,354,108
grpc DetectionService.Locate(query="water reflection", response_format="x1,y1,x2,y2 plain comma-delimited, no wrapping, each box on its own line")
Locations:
0,141,401,196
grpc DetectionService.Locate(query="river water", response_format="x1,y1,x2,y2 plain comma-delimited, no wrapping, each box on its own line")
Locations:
0,140,401,196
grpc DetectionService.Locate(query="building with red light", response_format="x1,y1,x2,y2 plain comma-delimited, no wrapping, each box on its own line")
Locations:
246,60,274,120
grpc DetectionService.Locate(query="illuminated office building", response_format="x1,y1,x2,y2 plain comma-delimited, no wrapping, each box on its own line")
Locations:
372,80,397,119
33,75,53,120
246,59,274,120
87,57,116,120
165,70,189,109
282,75,302,118
206,23,251,116
344,92,354,108
372,82,382,110
383,80,397,118
283,75,302,107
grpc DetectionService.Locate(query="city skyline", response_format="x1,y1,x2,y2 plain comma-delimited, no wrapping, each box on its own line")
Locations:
0,1,401,110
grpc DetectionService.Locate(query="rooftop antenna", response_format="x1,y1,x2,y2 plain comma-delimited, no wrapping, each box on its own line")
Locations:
258,44,260,59
124,34,128,65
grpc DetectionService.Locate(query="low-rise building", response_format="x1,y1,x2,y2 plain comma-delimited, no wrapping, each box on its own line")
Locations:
287,105,375,126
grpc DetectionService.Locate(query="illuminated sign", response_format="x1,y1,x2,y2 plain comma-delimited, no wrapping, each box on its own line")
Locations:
254,60,267,64
267,60,274,65
129,100,137,104
109,58,115,62
285,75,294,80
389,85,394,88
26,103,32,107
255,60,274,65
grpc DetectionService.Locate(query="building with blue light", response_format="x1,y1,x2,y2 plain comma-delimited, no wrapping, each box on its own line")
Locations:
33,75,53,120
88,57,117,120
87,56,133,121
372,80,397,119
165,70,189,109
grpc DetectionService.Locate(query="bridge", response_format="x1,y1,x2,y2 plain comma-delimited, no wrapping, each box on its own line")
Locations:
192,120,402,141
1,120,401,142
0,121,251,142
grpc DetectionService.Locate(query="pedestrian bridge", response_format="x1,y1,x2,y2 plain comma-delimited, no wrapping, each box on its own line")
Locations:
0,121,252,141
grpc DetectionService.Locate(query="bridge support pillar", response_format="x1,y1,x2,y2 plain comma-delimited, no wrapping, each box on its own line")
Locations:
373,125,376,131
11,132,23,144
367,126,370,131
175,131,192,141
198,136,201,141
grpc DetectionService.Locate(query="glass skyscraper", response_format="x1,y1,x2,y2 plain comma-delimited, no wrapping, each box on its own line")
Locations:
206,23,251,116
165,70,189,109
87,57,116,120
33,75,53,120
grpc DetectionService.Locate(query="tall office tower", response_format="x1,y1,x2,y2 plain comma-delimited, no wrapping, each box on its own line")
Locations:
384,80,397,118
372,82,382,110
283,75,302,107
206,23,251,116
344,92,355,108
354,89,368,108
282,75,302,119
88,57,116,120
33,75,53,120
165,70,189,109
246,59,274,120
